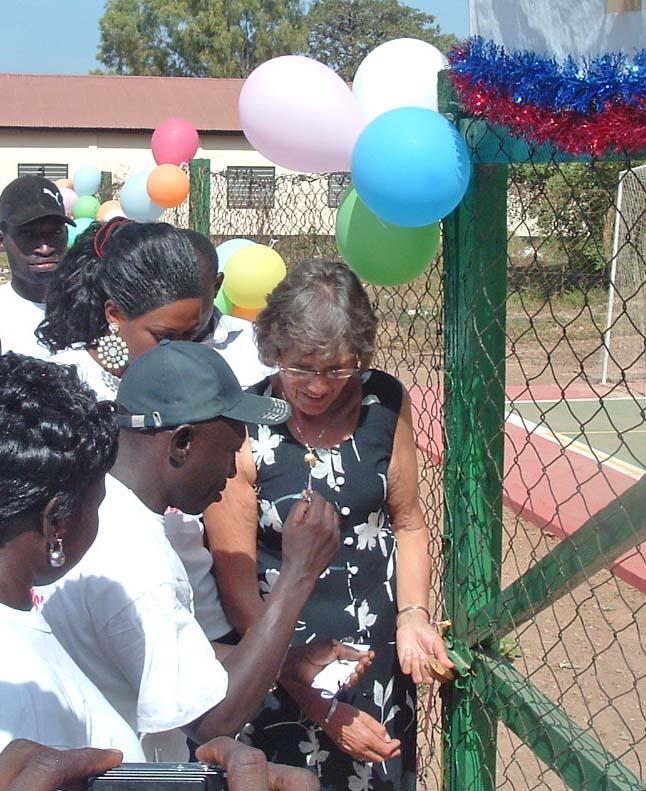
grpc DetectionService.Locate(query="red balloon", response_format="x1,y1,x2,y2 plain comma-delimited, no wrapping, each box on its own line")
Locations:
151,118,200,166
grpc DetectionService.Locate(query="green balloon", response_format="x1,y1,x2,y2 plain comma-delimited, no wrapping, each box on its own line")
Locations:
215,286,233,315
335,186,441,286
72,195,100,220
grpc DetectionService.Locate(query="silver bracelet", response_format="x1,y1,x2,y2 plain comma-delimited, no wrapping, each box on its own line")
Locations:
323,697,339,724
396,604,431,626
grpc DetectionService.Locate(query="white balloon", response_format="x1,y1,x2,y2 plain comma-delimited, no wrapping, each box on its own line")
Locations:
352,38,447,122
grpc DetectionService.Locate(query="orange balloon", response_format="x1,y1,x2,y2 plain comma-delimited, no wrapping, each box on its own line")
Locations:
96,199,124,222
231,304,260,322
146,164,190,209
55,178,74,190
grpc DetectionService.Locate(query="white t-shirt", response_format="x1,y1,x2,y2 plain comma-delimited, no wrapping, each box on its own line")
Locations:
48,347,231,640
0,283,49,359
35,474,228,761
163,509,231,641
205,313,275,389
50,346,120,400
0,602,144,760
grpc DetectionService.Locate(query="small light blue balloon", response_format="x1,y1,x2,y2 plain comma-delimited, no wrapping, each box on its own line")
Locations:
351,107,471,227
120,170,165,222
216,238,255,269
67,217,94,247
73,164,102,197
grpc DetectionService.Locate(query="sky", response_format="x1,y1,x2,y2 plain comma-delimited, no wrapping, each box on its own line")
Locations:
0,0,469,75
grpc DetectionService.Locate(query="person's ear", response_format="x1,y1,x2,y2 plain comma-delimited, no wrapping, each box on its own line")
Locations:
40,497,62,542
213,272,225,298
104,299,127,327
0,228,5,253
169,424,195,467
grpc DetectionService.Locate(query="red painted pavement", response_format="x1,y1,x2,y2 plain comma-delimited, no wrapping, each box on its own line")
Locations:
411,384,646,594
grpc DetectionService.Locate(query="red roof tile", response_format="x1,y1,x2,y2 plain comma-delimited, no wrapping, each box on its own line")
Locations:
0,73,244,132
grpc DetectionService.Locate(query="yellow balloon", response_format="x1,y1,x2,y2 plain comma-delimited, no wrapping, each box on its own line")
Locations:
223,244,286,309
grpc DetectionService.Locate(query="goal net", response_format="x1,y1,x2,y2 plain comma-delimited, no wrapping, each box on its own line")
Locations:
601,164,646,388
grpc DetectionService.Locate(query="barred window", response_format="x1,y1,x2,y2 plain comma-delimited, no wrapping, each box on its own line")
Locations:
226,166,275,209
327,172,351,208
18,163,68,181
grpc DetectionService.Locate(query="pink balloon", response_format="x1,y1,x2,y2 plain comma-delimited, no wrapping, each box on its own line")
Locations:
58,186,78,216
239,56,365,173
151,118,200,166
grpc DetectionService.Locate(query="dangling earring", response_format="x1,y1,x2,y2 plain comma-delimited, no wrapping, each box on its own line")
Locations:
96,322,129,370
48,537,66,568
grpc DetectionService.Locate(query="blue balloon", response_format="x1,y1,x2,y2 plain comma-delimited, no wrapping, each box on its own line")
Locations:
73,164,102,197
216,238,255,269
351,107,471,227
67,217,94,247
120,170,165,222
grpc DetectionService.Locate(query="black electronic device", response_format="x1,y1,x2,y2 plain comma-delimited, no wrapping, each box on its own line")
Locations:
88,762,227,790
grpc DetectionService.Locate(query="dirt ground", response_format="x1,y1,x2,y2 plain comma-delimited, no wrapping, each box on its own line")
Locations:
414,494,645,791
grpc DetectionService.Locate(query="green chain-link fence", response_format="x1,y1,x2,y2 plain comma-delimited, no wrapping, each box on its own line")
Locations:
170,109,645,789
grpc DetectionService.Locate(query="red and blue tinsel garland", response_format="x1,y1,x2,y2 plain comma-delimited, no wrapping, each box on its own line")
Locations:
448,37,646,157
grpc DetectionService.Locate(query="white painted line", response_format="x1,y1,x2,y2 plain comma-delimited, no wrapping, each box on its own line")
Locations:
505,411,645,480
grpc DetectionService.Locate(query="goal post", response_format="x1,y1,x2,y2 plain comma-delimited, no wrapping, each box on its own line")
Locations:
600,164,646,388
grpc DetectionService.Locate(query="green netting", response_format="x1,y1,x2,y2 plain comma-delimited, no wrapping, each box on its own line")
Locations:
167,127,645,789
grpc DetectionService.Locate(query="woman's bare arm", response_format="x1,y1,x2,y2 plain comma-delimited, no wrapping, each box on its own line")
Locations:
203,437,266,634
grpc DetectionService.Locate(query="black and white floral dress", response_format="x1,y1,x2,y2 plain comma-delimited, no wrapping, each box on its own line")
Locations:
241,370,416,791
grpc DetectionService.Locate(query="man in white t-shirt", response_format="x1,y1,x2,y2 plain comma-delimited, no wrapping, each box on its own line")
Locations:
37,341,342,761
0,176,74,358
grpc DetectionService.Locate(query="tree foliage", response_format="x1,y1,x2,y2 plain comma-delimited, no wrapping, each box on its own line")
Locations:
510,162,625,291
306,0,457,81
97,0,307,77
97,0,458,81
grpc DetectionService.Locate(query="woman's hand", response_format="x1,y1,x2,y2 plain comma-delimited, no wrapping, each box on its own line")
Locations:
396,616,455,684
321,703,401,763
280,640,374,689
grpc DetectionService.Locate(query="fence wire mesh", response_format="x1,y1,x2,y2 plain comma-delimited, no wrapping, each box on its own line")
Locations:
167,147,645,790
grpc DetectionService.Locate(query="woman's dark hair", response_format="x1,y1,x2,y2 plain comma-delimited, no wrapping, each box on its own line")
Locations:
255,259,378,368
37,219,201,352
0,353,118,532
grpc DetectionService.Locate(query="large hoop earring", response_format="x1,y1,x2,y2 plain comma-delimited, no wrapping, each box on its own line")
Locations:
48,537,66,568
96,322,129,370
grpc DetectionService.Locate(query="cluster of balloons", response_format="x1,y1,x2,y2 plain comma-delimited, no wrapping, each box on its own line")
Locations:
55,165,125,246
214,238,286,321
240,38,471,285
119,118,199,222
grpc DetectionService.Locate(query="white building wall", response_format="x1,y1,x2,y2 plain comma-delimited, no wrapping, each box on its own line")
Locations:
0,129,280,189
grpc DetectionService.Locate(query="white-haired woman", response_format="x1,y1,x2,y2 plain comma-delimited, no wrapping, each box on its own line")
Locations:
204,259,453,791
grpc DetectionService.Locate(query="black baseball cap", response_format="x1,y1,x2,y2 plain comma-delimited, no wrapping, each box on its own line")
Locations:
0,175,76,227
117,340,290,429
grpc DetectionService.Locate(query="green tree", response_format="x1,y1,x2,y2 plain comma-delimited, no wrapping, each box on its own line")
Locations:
97,0,307,77
510,162,626,291
306,0,457,81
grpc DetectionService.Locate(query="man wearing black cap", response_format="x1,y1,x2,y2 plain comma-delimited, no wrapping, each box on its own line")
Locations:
36,341,360,762
0,175,74,358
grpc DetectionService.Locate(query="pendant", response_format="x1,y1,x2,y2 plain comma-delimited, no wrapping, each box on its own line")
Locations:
304,448,319,468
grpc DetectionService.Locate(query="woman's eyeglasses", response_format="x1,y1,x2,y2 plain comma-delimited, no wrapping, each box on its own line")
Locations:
279,364,359,381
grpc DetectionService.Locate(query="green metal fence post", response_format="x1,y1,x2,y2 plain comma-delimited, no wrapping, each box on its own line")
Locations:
442,145,508,791
189,158,211,235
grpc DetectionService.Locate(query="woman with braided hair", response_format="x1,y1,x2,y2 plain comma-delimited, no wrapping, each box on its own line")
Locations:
0,352,144,759
36,217,205,400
